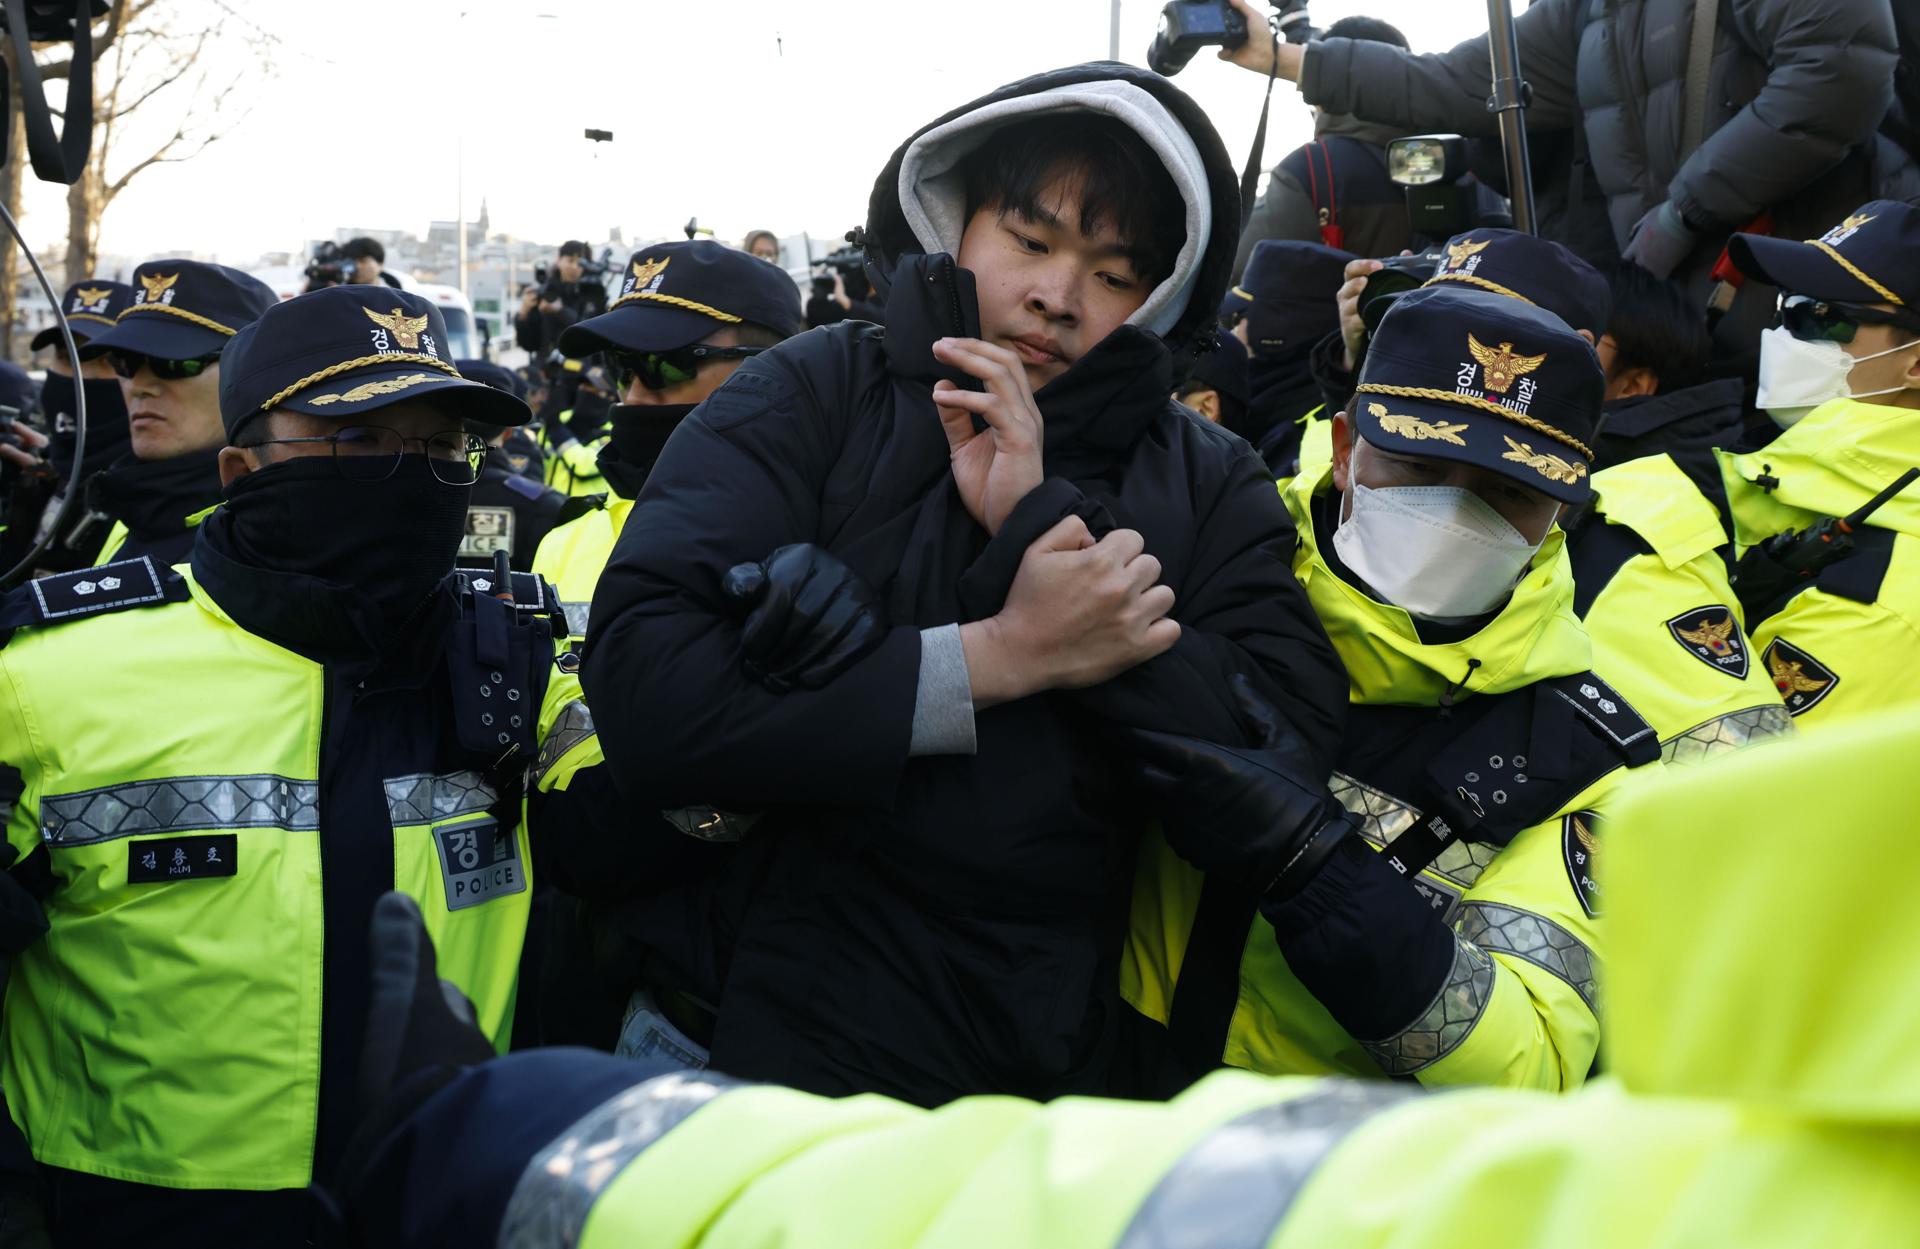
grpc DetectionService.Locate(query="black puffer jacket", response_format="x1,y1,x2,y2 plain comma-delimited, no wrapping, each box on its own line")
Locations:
1300,0,1913,270
582,63,1346,1105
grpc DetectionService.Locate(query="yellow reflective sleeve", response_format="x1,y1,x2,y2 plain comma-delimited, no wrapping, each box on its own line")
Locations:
0,650,42,864
1750,586,1920,736
533,667,602,791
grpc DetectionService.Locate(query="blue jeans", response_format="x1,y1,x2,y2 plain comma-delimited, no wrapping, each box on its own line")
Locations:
615,988,711,1080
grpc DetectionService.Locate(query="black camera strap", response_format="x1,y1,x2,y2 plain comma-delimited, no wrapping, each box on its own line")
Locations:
1238,24,1282,233
0,0,93,184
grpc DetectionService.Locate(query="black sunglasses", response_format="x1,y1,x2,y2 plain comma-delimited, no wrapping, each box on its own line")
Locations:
607,345,763,392
1778,296,1920,345
108,348,223,381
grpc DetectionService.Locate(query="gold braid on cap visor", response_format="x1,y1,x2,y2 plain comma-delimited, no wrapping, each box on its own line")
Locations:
258,354,462,410
1423,272,1538,305
1807,240,1905,307
607,290,743,322
1354,383,1594,460
116,303,239,336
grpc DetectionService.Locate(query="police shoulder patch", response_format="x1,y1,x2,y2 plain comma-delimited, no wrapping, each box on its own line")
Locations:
1561,811,1601,918
1763,637,1838,716
2,556,186,636
1665,604,1749,679
460,506,516,561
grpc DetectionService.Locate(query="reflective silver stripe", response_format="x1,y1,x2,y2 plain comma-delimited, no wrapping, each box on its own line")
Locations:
42,774,320,847
534,699,596,785
496,1071,739,1249
1661,703,1795,766
1360,936,1495,1076
1458,900,1600,1015
1329,772,1420,846
1114,1082,1422,1249
561,601,591,640
383,771,497,825
1330,773,1490,913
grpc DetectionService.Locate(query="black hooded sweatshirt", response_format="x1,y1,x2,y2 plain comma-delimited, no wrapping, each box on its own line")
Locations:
580,63,1346,1105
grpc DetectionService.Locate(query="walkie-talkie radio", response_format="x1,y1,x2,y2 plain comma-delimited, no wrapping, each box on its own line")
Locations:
1731,467,1920,619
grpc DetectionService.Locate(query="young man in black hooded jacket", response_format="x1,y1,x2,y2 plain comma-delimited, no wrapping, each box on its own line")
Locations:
581,62,1346,1106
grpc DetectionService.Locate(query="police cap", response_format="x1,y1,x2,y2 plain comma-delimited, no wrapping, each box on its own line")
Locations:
1187,328,1249,407
82,260,276,362
1221,240,1354,353
31,279,135,353
454,358,524,399
1362,228,1612,338
219,286,529,441
1729,200,1920,309
1355,285,1603,504
557,240,803,357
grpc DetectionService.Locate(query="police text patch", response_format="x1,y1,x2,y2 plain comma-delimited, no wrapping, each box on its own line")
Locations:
128,834,237,883
460,506,515,561
1763,637,1838,716
1561,813,1600,918
1665,605,1748,679
433,816,526,911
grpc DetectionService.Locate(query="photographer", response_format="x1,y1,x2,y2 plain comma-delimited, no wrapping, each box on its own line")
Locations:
342,235,400,287
1230,14,1413,281
522,240,608,356
804,253,886,330
1213,0,1916,346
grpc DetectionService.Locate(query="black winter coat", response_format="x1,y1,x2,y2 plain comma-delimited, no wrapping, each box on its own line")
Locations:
581,64,1346,1106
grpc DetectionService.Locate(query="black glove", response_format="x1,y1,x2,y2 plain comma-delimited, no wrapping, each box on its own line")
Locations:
723,544,889,693
1129,674,1352,901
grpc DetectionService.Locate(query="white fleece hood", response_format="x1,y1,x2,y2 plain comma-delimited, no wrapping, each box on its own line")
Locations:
894,79,1214,340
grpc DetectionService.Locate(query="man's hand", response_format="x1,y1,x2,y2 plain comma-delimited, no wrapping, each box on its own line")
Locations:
1335,257,1386,372
1622,202,1699,280
0,421,48,474
1128,674,1350,899
932,337,1045,537
960,516,1178,709
1218,0,1305,80
723,544,889,693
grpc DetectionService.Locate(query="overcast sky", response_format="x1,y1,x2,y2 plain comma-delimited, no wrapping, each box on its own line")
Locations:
16,0,1491,267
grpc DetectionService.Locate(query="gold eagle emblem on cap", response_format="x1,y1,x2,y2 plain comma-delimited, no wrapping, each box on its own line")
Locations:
1675,614,1737,654
1767,650,1831,695
629,255,670,290
74,286,113,305
1442,237,1491,270
1468,334,1548,395
364,306,431,350
1501,435,1587,485
1369,402,1468,446
138,272,178,301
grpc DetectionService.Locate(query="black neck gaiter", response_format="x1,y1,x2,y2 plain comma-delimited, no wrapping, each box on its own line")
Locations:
598,403,695,498
211,454,473,635
42,373,131,481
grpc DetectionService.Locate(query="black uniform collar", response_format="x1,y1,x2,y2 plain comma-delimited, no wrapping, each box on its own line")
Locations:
191,508,450,679
86,446,222,539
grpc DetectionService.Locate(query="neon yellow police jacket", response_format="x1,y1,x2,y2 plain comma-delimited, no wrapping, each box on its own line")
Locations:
1718,396,1920,733
1121,465,1662,1094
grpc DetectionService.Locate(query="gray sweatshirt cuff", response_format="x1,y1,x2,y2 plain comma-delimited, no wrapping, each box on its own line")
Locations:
909,623,977,757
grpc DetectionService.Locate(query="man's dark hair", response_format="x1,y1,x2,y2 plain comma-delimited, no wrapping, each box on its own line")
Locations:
342,236,384,264
1604,263,1710,390
559,240,589,259
1323,15,1409,47
959,113,1185,288
731,320,790,349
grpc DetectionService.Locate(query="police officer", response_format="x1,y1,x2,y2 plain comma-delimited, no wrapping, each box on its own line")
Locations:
19,280,135,572
341,703,1920,1249
1170,329,1249,430
1218,239,1352,477
1120,286,1660,1095
533,239,803,642
1712,200,1920,730
75,260,276,566
0,285,618,1246
451,357,587,572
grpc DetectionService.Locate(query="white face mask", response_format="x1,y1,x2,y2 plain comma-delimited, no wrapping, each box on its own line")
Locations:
1331,483,1545,621
1756,325,1918,428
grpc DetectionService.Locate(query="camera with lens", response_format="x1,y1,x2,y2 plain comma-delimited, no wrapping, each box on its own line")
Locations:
810,245,865,297
1353,134,1513,332
1148,0,1311,77
303,241,354,293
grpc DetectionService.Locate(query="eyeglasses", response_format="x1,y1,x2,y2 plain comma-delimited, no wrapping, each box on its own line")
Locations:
108,349,222,381
1778,295,1920,345
250,425,487,485
607,345,764,392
